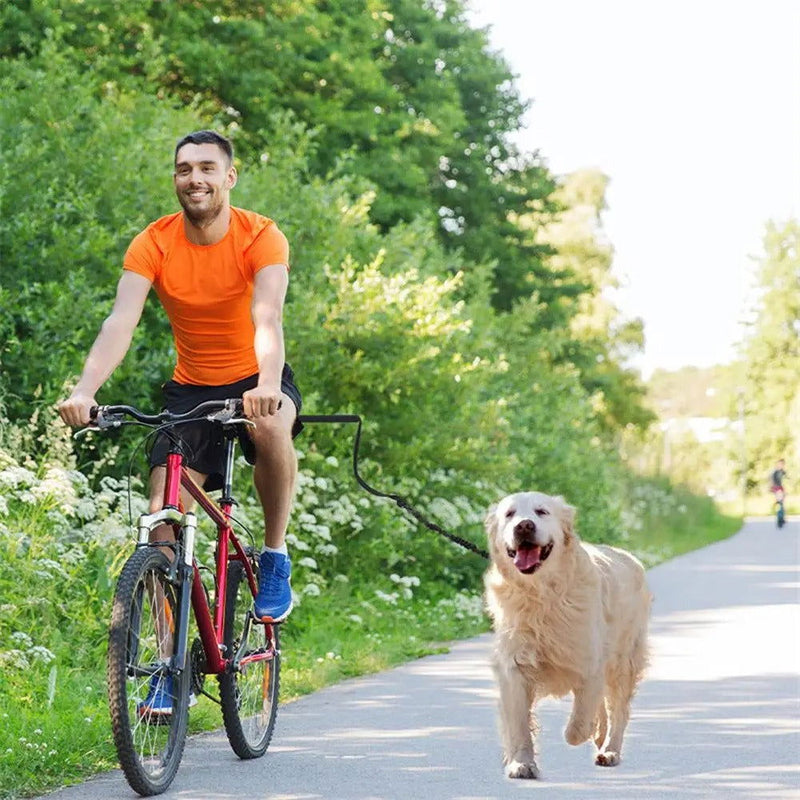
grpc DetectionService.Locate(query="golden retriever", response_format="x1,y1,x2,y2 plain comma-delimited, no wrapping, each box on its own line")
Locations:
484,492,650,779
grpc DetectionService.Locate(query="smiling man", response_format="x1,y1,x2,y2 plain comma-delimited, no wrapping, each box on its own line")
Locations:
59,131,301,712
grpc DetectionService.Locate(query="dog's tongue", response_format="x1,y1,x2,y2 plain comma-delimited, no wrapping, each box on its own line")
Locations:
514,545,542,572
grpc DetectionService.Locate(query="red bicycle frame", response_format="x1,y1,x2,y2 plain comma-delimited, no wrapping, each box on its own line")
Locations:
140,430,273,678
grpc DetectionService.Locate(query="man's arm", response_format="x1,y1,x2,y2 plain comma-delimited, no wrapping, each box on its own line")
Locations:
58,271,152,426
244,264,288,419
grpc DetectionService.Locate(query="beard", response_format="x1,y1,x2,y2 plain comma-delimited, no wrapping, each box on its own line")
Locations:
177,190,225,228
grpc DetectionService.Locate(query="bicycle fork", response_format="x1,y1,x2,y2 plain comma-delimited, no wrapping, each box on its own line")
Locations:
136,508,197,677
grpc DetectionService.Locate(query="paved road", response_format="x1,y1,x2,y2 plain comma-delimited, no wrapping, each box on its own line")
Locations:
40,518,799,799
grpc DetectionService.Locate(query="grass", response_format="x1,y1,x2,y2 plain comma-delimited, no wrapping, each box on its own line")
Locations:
0,474,743,800
718,494,799,519
615,476,742,568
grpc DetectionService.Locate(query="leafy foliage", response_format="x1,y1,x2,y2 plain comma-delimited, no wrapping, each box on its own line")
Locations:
535,169,653,430
0,42,198,420
2,0,573,317
0,0,659,555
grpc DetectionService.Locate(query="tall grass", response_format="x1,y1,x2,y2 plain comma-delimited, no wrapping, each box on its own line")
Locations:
616,475,742,567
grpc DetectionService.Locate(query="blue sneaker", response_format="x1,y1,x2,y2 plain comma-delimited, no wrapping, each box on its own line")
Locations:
254,550,293,622
137,674,197,719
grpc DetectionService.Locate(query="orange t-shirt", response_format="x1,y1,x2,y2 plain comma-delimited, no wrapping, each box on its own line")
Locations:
123,207,289,385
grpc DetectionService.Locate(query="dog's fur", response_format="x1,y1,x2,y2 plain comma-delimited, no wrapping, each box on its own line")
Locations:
484,492,650,779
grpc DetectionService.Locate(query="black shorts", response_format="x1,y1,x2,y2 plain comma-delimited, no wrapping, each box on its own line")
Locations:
148,364,303,491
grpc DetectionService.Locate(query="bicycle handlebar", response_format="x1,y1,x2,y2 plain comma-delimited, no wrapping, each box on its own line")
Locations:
89,398,245,429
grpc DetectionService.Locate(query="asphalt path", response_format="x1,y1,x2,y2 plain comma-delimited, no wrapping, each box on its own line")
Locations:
39,517,799,800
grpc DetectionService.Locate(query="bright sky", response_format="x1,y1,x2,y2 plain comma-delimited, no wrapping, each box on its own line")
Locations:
467,0,800,377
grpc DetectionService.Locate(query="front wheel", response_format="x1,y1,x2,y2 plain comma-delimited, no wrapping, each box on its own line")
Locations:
107,547,191,796
219,558,280,759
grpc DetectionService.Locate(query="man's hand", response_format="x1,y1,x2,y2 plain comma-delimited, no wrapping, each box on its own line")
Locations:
242,385,282,418
58,393,97,427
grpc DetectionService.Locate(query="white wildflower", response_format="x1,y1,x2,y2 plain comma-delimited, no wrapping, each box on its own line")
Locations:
0,466,36,489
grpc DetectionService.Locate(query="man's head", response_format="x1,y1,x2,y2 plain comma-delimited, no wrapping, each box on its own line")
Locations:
173,130,237,227
777,459,785,469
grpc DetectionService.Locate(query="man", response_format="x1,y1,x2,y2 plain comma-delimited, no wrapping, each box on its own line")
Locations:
59,130,300,630
770,459,786,496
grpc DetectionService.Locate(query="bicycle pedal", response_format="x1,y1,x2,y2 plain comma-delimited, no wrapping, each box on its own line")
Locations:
251,610,284,625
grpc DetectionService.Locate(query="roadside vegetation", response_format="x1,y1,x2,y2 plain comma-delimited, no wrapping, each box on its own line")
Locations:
1,1,794,798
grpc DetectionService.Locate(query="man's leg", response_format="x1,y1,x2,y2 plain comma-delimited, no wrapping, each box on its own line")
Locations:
250,396,298,621
148,465,207,543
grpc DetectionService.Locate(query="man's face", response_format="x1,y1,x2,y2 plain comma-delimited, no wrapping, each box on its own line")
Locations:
173,142,236,225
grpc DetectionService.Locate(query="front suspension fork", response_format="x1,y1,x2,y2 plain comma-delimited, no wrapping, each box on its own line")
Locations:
136,509,198,674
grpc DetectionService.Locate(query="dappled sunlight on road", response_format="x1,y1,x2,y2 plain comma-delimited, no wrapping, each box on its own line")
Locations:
323,725,462,740
649,603,799,680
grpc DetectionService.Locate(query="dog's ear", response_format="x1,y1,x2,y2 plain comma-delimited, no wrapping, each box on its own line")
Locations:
553,496,576,542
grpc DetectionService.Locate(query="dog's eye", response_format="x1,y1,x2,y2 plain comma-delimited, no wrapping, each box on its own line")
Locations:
535,507,549,517
505,508,515,519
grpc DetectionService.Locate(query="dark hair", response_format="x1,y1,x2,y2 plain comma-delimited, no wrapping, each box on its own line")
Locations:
174,130,233,166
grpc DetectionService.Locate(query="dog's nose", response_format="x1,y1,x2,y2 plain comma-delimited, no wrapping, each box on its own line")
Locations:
514,519,536,538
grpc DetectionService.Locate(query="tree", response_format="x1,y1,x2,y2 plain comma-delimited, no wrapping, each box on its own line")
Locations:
1,0,654,454
0,41,204,418
529,169,653,429
0,0,569,317
740,219,800,486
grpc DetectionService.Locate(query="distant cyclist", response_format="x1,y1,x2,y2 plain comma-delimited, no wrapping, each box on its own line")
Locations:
770,459,787,527
770,459,786,496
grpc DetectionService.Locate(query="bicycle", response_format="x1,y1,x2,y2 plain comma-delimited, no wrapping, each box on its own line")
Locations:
85,398,280,796
773,487,786,528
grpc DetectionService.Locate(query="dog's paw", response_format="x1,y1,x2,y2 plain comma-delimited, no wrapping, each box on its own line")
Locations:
506,760,540,780
564,720,593,746
595,751,620,767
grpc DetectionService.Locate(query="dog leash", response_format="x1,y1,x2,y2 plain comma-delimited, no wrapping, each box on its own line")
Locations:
299,414,489,560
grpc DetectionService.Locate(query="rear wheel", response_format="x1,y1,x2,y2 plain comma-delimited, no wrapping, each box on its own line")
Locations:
107,548,191,796
219,558,280,758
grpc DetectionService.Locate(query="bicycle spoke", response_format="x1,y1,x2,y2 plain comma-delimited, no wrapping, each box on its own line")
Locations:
219,559,280,758
108,548,191,795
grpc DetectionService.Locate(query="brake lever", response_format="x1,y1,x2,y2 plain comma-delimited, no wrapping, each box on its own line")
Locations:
78,407,125,434
229,417,256,428
206,407,256,428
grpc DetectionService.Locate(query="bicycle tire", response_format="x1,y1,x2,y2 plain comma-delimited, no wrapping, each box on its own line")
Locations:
107,547,191,796
219,558,280,759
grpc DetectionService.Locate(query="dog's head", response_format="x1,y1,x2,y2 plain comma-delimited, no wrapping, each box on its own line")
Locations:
485,492,575,578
